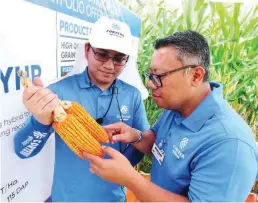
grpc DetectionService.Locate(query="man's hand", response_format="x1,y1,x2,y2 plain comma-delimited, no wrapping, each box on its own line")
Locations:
23,77,59,125
84,147,190,202
103,122,140,144
83,146,137,186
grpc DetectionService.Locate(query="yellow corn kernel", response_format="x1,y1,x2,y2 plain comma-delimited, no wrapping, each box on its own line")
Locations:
53,114,104,158
61,101,109,143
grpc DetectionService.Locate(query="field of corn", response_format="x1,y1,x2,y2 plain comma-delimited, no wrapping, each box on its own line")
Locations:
119,0,258,173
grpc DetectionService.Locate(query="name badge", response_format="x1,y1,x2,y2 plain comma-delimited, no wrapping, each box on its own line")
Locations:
152,143,165,165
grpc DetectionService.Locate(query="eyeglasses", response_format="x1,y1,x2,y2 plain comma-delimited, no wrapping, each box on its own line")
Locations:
90,46,129,66
144,65,197,87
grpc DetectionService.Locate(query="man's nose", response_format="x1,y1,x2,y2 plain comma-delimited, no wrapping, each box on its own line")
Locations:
103,58,115,70
147,80,158,89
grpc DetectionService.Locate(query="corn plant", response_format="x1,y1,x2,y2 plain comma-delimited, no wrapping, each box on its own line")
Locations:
119,0,258,173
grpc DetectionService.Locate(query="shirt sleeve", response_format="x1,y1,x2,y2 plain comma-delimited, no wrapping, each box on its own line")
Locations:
13,116,54,158
150,110,165,134
189,138,257,202
13,83,58,159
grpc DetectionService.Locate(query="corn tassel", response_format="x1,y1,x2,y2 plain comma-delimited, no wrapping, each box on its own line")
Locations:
61,101,109,143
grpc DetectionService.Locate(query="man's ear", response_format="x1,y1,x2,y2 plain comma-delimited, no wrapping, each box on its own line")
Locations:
191,66,206,86
85,43,90,59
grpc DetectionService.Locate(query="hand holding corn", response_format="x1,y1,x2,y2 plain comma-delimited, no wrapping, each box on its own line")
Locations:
18,70,109,158
20,71,58,125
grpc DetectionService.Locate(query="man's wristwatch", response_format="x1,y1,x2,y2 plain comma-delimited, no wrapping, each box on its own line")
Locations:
129,128,143,144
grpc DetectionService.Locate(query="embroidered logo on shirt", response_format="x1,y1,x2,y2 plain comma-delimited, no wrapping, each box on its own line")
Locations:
120,105,128,114
172,145,184,159
21,136,33,146
180,137,188,150
20,139,42,157
33,131,47,139
172,137,188,159
117,105,131,121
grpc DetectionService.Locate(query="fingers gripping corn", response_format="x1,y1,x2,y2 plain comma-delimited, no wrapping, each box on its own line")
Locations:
18,70,105,158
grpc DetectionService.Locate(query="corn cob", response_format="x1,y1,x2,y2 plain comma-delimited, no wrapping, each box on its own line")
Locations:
18,70,104,158
52,107,103,158
60,101,109,143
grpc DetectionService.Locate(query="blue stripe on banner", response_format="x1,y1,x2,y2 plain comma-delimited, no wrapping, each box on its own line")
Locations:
25,0,141,37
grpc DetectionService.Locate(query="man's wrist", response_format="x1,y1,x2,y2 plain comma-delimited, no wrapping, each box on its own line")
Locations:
31,116,52,133
130,129,143,144
125,169,146,193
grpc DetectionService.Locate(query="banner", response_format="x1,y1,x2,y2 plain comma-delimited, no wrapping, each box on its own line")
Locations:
0,0,147,202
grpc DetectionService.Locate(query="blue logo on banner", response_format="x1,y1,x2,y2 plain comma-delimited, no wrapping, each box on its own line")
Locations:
0,65,41,93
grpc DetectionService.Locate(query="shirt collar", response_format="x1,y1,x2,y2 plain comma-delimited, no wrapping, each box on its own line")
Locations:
78,67,121,95
179,82,223,132
78,67,91,88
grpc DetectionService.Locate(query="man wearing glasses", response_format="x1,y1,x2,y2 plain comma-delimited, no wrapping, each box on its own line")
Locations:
84,30,258,202
13,17,149,201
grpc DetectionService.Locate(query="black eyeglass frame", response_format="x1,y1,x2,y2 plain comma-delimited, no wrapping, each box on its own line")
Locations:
90,46,129,66
144,65,198,87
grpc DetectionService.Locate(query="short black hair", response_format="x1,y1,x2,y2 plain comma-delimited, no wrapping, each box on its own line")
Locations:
154,30,210,81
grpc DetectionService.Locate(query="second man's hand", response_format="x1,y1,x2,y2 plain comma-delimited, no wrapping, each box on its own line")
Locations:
83,146,138,186
103,122,139,144
103,122,156,155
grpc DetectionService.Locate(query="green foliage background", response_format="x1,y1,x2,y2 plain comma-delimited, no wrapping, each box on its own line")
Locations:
119,0,258,173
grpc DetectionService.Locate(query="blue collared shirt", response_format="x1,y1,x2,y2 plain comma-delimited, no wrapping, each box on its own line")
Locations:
150,82,258,201
14,68,149,202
